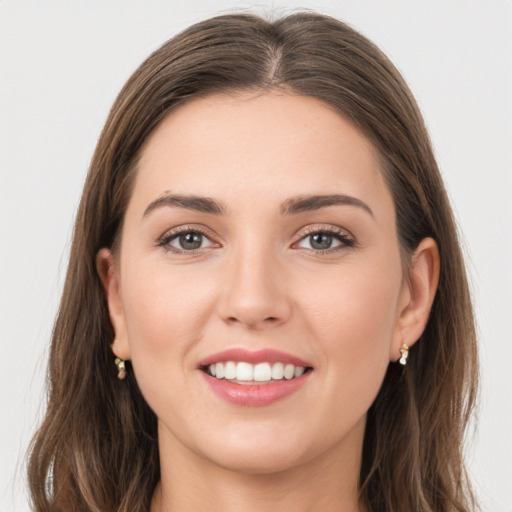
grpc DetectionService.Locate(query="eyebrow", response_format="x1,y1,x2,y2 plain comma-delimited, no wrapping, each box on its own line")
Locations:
143,193,227,217
280,194,374,217
143,192,374,218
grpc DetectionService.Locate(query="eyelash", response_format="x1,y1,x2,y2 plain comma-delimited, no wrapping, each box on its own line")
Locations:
294,225,355,255
157,225,355,256
157,225,214,255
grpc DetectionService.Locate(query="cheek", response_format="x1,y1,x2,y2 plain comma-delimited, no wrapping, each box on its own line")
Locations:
289,273,400,455
121,263,216,360
118,263,219,420
302,261,401,390
308,262,400,332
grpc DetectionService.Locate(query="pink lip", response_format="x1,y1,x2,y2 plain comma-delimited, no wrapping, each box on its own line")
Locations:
198,348,312,367
199,370,312,407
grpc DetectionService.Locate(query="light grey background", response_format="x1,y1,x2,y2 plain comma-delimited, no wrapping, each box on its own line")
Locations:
1,1,511,511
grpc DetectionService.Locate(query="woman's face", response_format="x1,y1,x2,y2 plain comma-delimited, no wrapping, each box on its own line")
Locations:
102,91,412,474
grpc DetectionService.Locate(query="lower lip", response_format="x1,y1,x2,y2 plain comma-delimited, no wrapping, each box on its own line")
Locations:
199,370,312,407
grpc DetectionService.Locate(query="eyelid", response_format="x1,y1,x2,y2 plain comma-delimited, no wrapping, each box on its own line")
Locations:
157,224,220,254
156,223,355,255
292,224,355,252
295,223,352,237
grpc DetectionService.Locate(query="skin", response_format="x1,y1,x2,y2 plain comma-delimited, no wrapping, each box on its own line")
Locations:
97,91,439,512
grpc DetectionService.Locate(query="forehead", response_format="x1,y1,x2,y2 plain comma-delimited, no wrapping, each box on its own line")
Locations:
130,91,393,220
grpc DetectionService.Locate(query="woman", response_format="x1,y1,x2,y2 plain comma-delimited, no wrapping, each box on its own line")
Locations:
27,12,479,512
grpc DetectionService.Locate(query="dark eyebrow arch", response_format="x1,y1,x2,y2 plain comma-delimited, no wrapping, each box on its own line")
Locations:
143,193,228,218
280,194,374,217
143,192,373,219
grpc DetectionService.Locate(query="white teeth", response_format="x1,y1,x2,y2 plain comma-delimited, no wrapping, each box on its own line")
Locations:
284,364,295,380
215,362,225,379
294,366,305,378
271,362,284,380
253,362,272,381
236,362,253,381
224,361,236,380
207,361,308,382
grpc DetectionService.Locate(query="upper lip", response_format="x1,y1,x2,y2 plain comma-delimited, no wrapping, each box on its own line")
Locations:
198,348,312,368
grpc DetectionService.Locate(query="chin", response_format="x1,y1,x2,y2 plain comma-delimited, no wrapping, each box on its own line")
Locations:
204,443,309,475
190,421,330,476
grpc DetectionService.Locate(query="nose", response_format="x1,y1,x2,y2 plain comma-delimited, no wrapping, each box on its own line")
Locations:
217,242,292,330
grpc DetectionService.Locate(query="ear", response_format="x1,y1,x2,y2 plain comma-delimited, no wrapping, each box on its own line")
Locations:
391,237,440,360
96,248,131,360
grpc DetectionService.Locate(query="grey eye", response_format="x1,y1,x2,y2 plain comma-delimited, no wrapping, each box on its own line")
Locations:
296,231,346,251
309,233,334,250
161,227,218,254
173,232,205,250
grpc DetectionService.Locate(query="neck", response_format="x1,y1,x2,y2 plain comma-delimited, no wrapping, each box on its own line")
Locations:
151,418,367,512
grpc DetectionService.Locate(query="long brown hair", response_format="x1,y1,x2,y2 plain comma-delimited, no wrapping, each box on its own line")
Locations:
28,12,479,512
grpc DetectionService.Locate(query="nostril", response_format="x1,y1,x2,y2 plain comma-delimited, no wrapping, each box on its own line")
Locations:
226,316,278,323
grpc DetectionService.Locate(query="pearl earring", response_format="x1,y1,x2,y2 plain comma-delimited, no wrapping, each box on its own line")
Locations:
399,344,409,366
115,357,127,380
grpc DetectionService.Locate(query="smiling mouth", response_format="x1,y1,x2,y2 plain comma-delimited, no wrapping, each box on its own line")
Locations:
201,361,313,384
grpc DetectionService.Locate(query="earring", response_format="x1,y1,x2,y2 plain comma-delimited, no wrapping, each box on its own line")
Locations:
115,357,127,380
399,344,409,366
